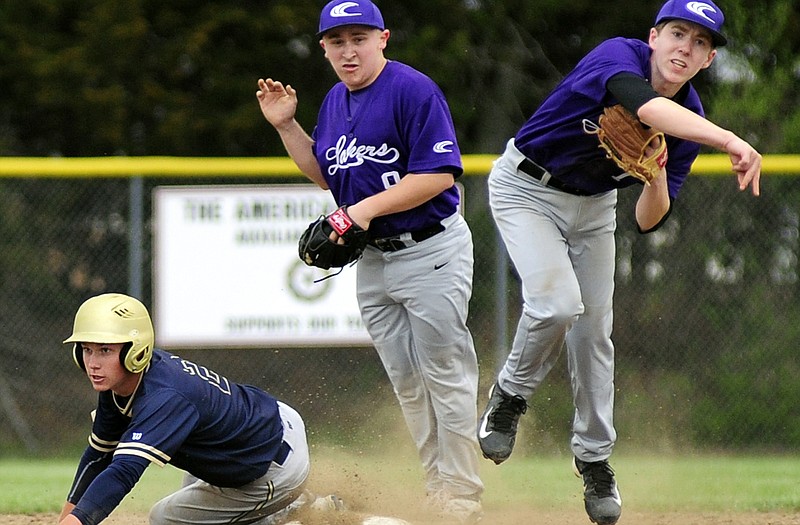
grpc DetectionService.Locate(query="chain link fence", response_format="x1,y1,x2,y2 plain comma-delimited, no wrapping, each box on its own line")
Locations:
1,164,798,457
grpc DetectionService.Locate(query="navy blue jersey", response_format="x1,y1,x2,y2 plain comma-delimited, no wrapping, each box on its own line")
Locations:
68,350,284,524
312,60,462,238
515,37,703,198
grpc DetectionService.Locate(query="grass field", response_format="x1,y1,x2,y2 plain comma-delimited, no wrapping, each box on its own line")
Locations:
2,447,800,524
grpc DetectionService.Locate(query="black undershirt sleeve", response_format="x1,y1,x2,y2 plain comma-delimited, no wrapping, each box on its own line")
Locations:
606,73,660,116
67,447,112,503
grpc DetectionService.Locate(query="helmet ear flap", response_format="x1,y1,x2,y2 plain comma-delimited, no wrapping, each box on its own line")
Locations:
72,344,86,371
119,342,146,373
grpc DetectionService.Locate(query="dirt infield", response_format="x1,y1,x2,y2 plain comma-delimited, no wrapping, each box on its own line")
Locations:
6,509,800,525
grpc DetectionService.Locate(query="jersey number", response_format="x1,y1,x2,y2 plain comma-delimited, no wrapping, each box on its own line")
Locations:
173,356,232,395
381,171,401,189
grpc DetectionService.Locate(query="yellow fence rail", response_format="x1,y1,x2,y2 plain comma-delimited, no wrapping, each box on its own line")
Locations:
0,154,798,178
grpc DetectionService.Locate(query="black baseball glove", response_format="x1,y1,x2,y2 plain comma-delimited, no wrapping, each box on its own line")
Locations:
298,206,369,270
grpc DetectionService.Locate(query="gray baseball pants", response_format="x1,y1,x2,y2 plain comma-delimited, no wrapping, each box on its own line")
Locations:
357,212,484,499
149,402,310,525
488,139,618,461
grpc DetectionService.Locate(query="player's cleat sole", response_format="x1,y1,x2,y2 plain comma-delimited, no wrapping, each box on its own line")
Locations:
477,383,527,464
573,457,622,525
267,491,347,525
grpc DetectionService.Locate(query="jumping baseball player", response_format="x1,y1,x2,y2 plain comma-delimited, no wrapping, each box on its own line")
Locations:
58,293,343,525
477,1,761,524
256,0,483,522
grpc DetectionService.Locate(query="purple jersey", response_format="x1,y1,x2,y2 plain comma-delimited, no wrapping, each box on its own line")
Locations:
515,37,703,198
68,350,284,524
312,60,462,238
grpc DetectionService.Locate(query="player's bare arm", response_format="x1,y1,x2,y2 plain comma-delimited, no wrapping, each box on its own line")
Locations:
58,513,81,525
256,78,328,189
635,168,670,231
638,97,761,195
58,502,79,525
346,173,455,229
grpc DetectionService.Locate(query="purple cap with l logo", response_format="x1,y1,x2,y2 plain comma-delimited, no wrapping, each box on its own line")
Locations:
655,0,727,47
318,0,385,37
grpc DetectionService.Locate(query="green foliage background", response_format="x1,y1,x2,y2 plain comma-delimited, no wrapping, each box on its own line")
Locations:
1,1,797,156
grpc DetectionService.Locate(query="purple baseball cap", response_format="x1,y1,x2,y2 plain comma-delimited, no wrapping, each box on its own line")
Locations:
655,0,727,47
318,0,385,37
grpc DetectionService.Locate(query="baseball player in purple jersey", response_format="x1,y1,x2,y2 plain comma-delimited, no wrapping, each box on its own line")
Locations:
477,1,761,524
256,1,483,522
58,293,342,525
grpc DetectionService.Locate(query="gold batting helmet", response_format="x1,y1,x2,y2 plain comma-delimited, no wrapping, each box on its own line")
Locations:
64,293,155,373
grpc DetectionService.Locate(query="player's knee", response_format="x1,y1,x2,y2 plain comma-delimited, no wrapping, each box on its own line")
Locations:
523,298,582,328
392,379,426,405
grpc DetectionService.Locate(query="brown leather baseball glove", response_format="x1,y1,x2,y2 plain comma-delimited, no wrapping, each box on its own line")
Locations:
584,104,668,185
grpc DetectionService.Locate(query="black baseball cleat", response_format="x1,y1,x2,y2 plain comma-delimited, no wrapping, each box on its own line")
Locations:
477,383,527,464
573,457,622,525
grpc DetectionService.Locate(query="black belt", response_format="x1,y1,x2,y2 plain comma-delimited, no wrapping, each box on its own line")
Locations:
518,157,593,196
369,223,445,252
273,440,292,466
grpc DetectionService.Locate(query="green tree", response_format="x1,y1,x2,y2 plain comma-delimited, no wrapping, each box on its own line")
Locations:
701,0,799,153
3,1,795,156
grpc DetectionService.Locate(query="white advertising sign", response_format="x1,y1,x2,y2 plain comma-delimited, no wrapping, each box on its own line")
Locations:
153,185,371,348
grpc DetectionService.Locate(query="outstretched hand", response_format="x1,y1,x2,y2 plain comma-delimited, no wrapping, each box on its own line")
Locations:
724,136,762,196
256,78,298,130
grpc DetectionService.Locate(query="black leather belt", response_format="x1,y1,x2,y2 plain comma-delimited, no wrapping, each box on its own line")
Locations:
369,223,445,252
518,157,593,196
273,440,292,466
